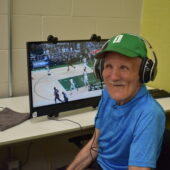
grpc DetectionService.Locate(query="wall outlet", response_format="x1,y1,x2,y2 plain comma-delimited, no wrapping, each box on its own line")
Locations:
7,160,20,170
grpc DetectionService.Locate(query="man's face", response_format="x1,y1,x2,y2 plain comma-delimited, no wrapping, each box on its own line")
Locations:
102,52,141,105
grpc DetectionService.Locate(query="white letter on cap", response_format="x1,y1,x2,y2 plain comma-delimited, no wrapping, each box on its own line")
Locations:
113,34,123,43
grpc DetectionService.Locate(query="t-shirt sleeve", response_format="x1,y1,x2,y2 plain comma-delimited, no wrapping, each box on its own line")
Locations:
128,109,165,168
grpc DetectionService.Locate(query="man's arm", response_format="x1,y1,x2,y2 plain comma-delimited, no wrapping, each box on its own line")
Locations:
66,128,100,170
129,166,151,170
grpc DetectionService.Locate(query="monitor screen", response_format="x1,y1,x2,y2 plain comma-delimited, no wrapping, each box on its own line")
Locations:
27,39,107,117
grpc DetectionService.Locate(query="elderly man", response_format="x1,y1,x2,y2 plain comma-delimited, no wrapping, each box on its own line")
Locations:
67,33,165,170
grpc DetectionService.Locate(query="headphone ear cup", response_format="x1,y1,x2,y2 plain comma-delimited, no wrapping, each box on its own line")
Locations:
150,59,157,81
139,58,154,83
93,59,104,82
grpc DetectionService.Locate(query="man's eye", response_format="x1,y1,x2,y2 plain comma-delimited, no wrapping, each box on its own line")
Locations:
120,65,129,71
104,64,112,69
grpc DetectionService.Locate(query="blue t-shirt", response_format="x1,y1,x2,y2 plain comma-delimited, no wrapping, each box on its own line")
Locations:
95,85,165,170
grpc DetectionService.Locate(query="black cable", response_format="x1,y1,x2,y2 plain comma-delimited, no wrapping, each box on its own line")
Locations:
20,142,33,167
55,88,104,162
90,128,98,162
56,117,100,164
8,145,13,161
55,118,87,148
57,117,100,165
89,89,104,162
56,118,83,131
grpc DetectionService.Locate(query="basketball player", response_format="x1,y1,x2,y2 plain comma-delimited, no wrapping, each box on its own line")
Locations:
83,68,89,87
62,91,69,102
83,57,88,70
54,87,63,103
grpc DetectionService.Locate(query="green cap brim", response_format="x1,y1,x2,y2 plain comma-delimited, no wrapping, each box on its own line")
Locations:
95,46,140,58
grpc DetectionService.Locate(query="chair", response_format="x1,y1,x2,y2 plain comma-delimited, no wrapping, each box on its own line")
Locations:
55,133,93,170
68,133,92,149
56,130,170,170
156,129,170,170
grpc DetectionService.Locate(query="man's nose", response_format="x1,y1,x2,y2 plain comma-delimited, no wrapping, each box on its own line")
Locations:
110,68,121,81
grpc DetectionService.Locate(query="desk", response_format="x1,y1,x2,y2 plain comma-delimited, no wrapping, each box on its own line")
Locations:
0,95,170,146
0,96,96,146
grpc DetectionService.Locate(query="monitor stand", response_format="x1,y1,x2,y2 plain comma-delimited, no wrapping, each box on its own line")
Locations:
47,106,97,120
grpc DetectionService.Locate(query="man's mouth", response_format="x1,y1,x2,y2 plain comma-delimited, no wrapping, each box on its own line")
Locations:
109,81,126,87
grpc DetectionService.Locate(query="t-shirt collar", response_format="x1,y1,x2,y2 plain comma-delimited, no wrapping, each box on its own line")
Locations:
108,84,148,108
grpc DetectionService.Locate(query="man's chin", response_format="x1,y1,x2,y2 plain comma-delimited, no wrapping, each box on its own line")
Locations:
109,86,126,94
110,94,125,101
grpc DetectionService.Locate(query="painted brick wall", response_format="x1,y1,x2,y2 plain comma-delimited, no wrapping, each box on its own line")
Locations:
0,0,9,97
0,0,143,97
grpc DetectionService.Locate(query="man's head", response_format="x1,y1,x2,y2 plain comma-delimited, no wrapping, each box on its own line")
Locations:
94,33,149,105
95,33,157,83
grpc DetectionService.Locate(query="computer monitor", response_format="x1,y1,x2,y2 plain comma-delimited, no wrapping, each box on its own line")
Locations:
27,39,107,117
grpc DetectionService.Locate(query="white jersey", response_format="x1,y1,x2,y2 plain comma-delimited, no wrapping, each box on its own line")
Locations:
70,79,76,90
83,58,88,69
83,71,89,86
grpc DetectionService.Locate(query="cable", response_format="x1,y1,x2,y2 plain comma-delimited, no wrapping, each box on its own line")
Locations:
55,87,104,162
20,142,33,167
56,118,100,164
57,117,100,165
90,128,98,162
55,118,87,148
89,89,104,162
56,118,83,131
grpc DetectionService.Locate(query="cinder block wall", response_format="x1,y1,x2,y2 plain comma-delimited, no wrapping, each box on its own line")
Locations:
0,0,9,97
0,0,143,98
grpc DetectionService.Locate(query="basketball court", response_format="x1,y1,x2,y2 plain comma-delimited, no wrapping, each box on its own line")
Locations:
31,63,101,107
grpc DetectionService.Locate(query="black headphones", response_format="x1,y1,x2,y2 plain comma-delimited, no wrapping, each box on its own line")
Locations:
94,36,158,84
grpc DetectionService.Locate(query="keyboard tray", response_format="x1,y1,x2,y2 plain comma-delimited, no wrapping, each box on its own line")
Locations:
149,89,170,99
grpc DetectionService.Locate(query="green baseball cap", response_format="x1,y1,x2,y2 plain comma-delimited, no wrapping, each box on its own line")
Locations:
95,33,147,59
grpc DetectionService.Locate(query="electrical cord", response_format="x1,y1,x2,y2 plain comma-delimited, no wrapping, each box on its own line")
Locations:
56,118,83,132
20,142,33,167
90,89,104,162
57,118,99,162
54,87,104,164
57,117,100,166
55,118,87,148
90,128,98,162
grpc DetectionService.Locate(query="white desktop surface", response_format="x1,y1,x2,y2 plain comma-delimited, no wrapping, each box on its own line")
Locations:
0,96,96,146
0,95,170,146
